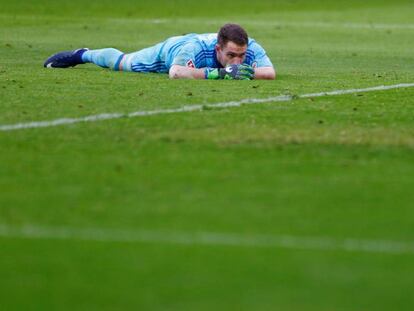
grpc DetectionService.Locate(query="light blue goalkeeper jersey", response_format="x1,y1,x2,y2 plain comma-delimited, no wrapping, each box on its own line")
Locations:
116,33,273,73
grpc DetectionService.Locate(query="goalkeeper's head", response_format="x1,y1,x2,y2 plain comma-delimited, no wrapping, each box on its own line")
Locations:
216,23,249,67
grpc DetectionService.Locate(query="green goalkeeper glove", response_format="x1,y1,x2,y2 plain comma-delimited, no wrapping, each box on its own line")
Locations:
205,64,254,80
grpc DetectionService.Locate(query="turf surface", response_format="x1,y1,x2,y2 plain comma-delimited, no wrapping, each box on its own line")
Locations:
1,0,414,310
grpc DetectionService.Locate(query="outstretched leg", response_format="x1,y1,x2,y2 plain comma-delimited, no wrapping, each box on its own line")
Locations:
44,48,124,70
82,48,123,69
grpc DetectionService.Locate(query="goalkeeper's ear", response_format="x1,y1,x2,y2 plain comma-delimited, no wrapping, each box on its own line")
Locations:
215,44,225,67
215,44,222,53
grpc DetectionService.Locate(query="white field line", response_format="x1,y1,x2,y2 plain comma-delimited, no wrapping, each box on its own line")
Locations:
283,21,414,30
234,21,414,30
0,223,413,255
113,18,414,30
3,14,414,30
1,83,414,132
157,19,414,30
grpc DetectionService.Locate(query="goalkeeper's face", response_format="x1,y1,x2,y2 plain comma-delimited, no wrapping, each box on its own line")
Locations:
215,41,247,67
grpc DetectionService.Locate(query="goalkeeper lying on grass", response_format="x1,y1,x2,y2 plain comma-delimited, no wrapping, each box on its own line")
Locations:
44,23,276,80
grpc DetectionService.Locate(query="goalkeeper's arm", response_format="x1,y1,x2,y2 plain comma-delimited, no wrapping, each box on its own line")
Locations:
169,64,254,80
169,65,206,79
254,66,276,80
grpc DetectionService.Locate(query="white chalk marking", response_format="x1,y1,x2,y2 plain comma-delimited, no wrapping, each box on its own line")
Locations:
1,83,414,132
0,223,413,255
115,18,414,31
4,14,414,31
233,20,414,30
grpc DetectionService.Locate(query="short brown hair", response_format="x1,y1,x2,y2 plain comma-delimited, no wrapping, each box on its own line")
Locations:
217,23,248,47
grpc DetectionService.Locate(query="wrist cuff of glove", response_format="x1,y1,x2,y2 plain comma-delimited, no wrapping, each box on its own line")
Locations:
205,68,220,80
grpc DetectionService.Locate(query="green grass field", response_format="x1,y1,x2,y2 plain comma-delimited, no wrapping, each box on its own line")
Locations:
1,0,414,310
